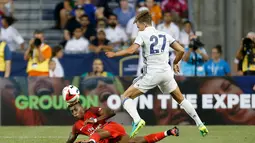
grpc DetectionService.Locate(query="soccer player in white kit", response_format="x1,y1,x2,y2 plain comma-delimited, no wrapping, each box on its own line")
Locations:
106,10,208,137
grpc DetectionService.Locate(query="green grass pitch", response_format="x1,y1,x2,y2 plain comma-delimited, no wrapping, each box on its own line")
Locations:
0,126,255,143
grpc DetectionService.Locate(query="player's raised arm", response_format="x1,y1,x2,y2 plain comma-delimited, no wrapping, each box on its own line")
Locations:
66,132,78,143
105,43,140,58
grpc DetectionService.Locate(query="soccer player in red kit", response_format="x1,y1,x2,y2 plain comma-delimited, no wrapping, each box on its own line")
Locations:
66,101,179,143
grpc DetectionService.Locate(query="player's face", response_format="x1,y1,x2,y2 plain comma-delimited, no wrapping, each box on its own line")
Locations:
70,104,84,120
136,22,146,31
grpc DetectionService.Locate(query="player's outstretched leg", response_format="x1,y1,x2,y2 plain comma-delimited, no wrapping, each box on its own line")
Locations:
127,127,179,143
171,87,209,137
122,85,146,137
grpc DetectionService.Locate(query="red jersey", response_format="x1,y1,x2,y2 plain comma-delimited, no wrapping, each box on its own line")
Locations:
72,107,106,136
72,107,127,143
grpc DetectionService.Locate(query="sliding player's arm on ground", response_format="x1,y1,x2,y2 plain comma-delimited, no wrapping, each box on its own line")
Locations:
66,132,78,143
171,41,185,64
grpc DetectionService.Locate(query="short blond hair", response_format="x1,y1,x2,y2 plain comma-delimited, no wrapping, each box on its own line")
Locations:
133,10,152,25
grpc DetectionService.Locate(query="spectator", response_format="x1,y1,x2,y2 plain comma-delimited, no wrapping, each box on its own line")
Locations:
161,0,188,18
24,30,52,76
0,16,24,51
0,40,11,77
113,0,135,28
157,12,180,41
96,18,107,29
80,14,96,41
204,45,231,76
64,8,84,41
105,14,128,51
235,32,255,76
56,0,74,29
49,46,64,77
89,29,113,53
71,0,97,25
81,58,113,78
65,27,89,53
181,38,209,76
179,21,194,48
146,0,162,25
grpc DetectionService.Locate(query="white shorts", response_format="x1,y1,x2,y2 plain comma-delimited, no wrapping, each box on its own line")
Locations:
133,69,178,93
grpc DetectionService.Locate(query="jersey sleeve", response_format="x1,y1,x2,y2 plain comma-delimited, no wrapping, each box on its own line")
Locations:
89,107,102,116
72,124,79,135
134,32,143,46
166,33,176,45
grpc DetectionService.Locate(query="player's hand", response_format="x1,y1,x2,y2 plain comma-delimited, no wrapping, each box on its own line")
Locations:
173,64,180,74
84,118,97,125
105,51,116,58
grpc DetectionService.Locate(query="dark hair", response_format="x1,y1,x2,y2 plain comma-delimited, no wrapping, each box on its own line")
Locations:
34,29,44,35
68,101,81,108
2,16,17,26
52,45,63,57
213,44,222,54
133,10,152,24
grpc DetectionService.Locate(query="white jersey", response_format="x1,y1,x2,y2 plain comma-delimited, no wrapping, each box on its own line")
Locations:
134,27,175,71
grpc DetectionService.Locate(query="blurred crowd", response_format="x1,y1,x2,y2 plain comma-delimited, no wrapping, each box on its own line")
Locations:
0,0,255,78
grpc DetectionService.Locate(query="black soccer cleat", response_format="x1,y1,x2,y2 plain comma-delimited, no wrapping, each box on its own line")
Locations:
167,126,179,136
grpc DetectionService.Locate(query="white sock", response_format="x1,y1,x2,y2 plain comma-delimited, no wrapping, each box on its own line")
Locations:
123,98,141,124
180,99,203,126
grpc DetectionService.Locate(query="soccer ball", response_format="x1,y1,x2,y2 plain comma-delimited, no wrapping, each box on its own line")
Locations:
62,85,80,103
